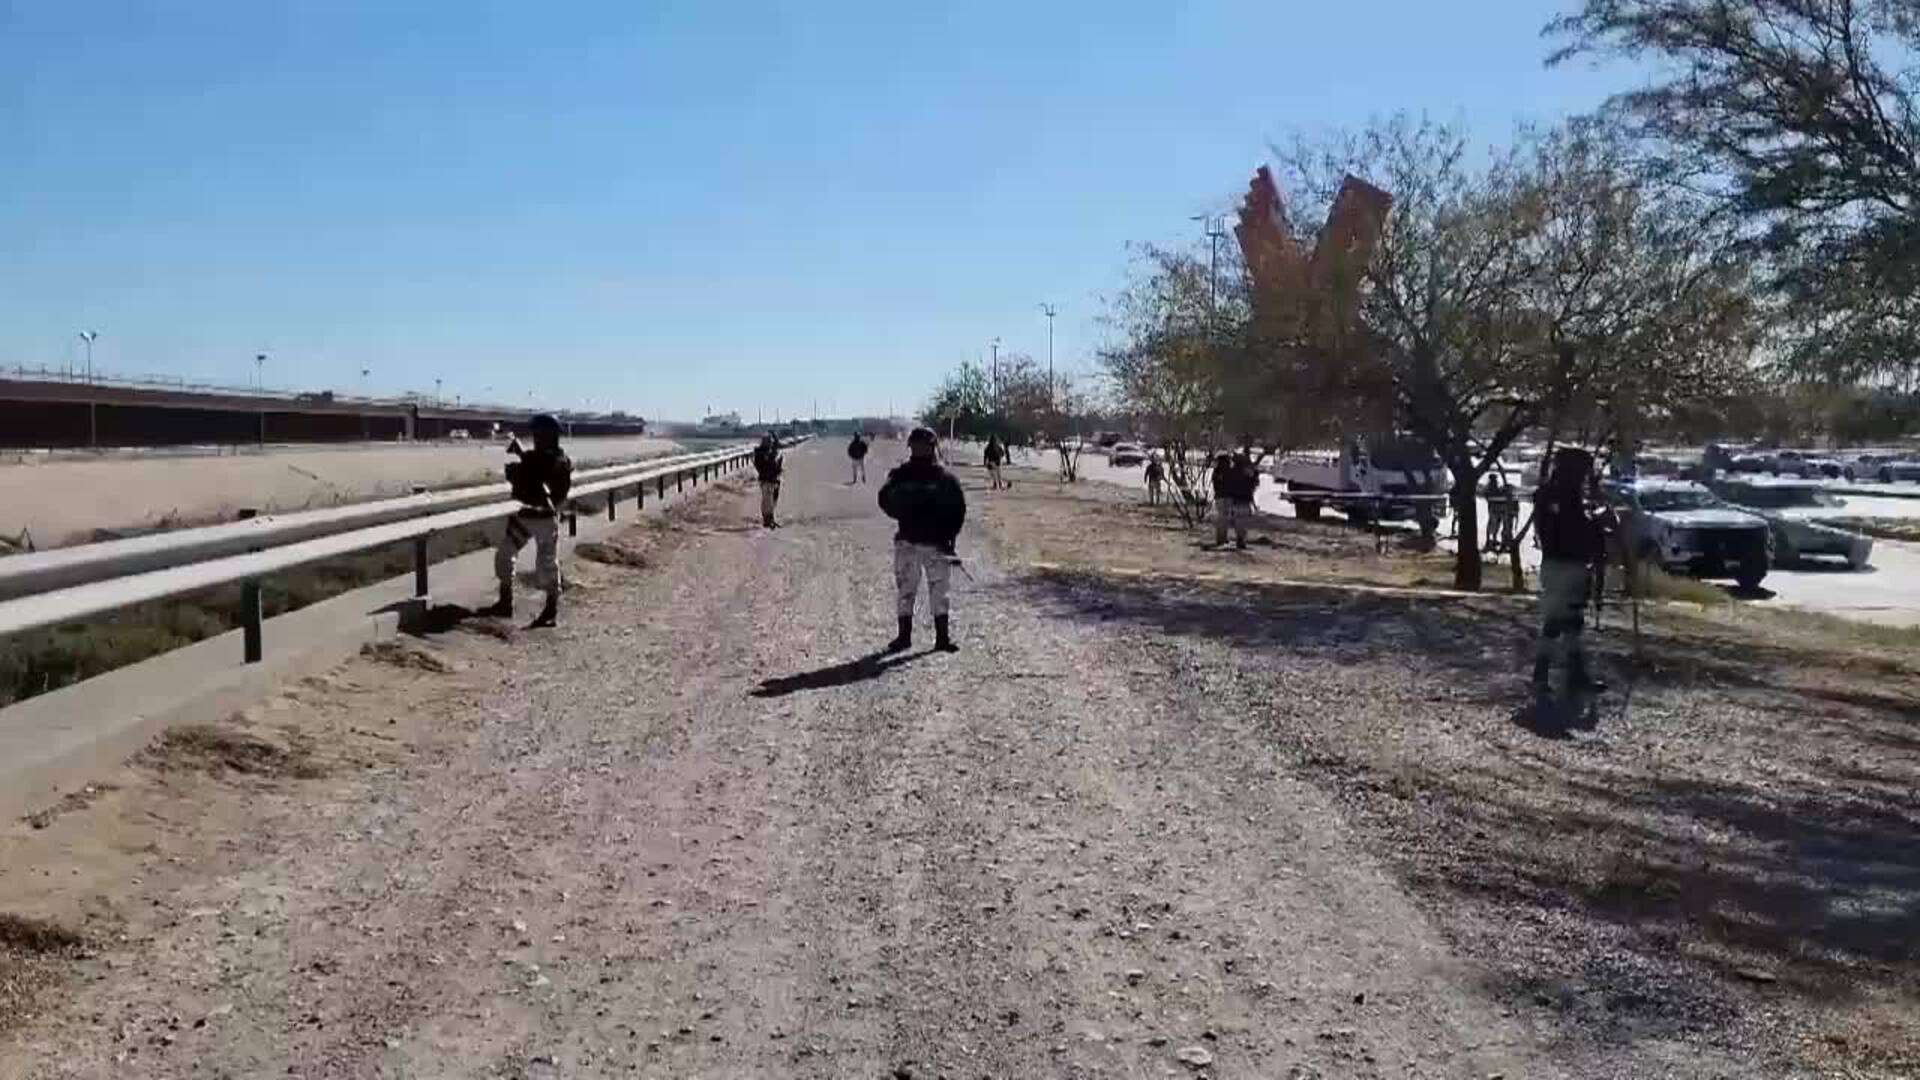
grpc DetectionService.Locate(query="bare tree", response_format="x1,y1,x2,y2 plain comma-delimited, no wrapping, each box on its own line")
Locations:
1099,246,1228,524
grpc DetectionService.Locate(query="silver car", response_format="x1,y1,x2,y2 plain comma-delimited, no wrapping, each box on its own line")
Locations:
1706,477,1873,569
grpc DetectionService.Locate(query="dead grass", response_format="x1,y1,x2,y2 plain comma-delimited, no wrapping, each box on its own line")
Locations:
1849,517,1920,544
20,783,116,831
145,721,326,780
974,471,1460,592
988,473,1920,1076
360,638,458,674
574,540,652,568
0,913,86,1035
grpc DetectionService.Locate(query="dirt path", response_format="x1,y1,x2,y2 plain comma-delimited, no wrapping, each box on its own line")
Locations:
1,443,1561,1078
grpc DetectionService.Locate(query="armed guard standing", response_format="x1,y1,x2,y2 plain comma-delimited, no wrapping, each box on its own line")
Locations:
1533,446,1609,694
484,414,572,628
880,427,967,653
848,431,870,484
753,433,783,528
984,435,1008,490
1212,449,1259,549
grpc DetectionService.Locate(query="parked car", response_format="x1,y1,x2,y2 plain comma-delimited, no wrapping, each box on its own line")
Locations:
1108,442,1148,466
1878,458,1920,483
1706,477,1873,569
1605,479,1772,590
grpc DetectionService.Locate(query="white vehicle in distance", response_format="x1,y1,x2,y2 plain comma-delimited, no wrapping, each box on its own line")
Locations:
1108,442,1148,467
1706,477,1873,569
1605,478,1771,590
1274,433,1447,533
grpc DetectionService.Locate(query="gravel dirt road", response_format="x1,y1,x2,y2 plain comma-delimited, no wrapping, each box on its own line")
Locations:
0,442,1567,1078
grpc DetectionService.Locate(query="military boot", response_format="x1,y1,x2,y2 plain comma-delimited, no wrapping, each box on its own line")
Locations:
527,588,558,630
1531,656,1552,693
886,616,912,654
934,616,958,653
481,582,513,619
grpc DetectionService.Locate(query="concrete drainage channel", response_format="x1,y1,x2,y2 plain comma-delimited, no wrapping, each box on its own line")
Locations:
0,441,790,823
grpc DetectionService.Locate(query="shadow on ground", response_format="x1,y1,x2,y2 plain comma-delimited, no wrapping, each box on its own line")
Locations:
1015,561,1920,1065
751,650,929,698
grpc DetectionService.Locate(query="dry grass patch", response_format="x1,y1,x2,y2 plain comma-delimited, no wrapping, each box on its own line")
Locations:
145,721,326,780
0,913,86,1035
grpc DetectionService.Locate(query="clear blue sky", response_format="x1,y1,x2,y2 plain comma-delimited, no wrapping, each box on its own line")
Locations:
0,1,1623,422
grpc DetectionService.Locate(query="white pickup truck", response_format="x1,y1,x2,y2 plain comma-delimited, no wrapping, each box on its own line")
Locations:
1273,434,1448,530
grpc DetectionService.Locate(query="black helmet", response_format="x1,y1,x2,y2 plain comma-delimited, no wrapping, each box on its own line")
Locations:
908,426,938,447
529,414,561,434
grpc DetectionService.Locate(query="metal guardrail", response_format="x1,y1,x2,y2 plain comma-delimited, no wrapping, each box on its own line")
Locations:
0,446,749,602
0,443,767,661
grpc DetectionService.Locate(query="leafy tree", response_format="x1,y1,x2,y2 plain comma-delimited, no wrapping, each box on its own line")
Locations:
1549,0,1920,385
1276,116,1755,589
920,362,992,440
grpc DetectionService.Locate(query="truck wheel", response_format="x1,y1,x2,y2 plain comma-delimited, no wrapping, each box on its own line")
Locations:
1346,507,1373,528
1736,554,1768,590
1296,500,1322,521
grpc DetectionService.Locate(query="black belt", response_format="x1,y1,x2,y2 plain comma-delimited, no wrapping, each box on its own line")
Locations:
513,506,556,519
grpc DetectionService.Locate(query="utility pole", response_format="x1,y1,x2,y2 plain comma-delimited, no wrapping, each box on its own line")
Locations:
1037,303,1057,411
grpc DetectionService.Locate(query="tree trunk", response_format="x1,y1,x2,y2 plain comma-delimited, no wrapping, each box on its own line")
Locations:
1451,472,1482,591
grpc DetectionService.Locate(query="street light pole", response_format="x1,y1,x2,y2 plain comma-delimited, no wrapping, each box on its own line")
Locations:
990,336,1001,417
77,331,98,383
1037,304,1057,410
255,353,267,390
1190,214,1225,319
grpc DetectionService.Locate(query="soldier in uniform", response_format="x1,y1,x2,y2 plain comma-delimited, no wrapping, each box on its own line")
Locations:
752,433,784,528
1211,449,1259,549
1532,446,1609,694
984,435,1008,490
483,414,572,628
879,427,967,653
847,431,870,484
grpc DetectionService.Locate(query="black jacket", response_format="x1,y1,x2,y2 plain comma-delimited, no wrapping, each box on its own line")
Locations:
1212,455,1258,502
506,447,572,513
752,443,783,482
1534,485,1606,561
880,458,967,549
984,440,1006,464
848,436,869,460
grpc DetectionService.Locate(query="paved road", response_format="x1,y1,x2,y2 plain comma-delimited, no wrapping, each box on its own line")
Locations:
2,442,1558,1078
0,435,684,548
1060,447,1920,627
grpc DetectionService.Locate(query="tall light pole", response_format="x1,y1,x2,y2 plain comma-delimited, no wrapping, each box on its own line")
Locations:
435,377,443,405
1190,214,1226,319
990,336,1001,417
77,331,99,383
254,353,267,390
360,367,370,396
1037,303,1057,411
